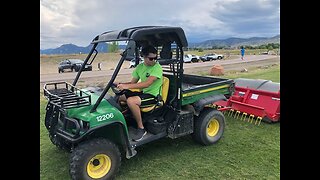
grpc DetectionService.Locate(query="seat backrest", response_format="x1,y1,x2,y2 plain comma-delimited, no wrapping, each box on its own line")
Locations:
161,76,170,103
140,76,170,112
159,43,172,59
160,50,172,59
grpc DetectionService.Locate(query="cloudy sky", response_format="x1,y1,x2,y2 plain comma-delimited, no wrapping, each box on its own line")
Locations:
40,0,280,49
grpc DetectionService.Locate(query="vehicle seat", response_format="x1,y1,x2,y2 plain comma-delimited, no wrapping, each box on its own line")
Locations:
140,76,170,112
159,43,172,59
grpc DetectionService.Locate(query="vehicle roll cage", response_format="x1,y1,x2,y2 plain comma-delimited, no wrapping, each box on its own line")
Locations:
72,26,188,113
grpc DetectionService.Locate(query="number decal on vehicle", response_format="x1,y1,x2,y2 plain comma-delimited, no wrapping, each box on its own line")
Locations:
96,113,114,122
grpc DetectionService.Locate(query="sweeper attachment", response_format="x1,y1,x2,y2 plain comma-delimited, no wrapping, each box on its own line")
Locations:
213,78,280,125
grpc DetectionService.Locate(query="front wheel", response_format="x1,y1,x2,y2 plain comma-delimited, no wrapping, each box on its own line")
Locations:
192,108,225,145
49,133,72,152
70,138,121,180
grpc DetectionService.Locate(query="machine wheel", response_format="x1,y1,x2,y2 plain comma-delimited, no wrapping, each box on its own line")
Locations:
70,138,121,180
262,116,278,124
192,108,225,145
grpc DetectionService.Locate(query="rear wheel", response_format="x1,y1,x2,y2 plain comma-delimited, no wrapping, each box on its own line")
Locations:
72,66,80,72
192,108,225,145
70,138,121,180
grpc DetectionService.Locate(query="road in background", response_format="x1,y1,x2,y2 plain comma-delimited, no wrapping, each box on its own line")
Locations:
40,55,279,86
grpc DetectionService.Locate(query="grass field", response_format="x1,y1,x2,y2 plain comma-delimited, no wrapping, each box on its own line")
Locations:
40,64,280,180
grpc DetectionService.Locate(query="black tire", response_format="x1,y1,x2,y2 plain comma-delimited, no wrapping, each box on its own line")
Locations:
262,116,279,124
49,133,72,152
73,66,79,72
192,108,225,145
70,138,121,180
72,66,79,72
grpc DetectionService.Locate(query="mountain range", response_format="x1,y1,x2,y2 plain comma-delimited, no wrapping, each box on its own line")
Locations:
40,35,279,55
189,35,280,48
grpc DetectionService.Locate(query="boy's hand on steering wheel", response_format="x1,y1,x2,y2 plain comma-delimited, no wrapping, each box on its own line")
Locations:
117,83,129,90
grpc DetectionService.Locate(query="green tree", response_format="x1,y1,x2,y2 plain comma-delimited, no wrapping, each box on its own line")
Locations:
108,41,119,53
267,45,273,51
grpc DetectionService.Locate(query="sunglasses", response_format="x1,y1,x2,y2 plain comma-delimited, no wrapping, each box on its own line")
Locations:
145,56,157,61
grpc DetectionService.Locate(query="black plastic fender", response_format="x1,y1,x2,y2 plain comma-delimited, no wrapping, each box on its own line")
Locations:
193,94,227,116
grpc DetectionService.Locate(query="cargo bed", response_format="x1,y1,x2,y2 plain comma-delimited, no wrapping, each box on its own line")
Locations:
181,74,234,105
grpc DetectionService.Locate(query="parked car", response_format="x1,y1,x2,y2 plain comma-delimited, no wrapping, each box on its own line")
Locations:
129,57,144,68
191,54,200,62
58,59,92,73
184,54,200,63
200,53,224,61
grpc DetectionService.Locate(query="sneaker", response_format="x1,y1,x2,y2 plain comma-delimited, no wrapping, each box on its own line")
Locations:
132,128,147,142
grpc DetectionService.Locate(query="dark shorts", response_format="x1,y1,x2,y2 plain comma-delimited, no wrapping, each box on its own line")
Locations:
124,91,157,107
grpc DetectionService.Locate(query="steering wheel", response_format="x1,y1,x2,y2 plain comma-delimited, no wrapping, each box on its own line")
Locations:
110,83,127,95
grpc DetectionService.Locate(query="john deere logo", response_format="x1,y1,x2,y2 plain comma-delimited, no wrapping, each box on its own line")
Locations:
146,73,150,77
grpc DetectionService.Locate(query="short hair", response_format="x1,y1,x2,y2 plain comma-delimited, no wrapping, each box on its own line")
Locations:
141,45,157,56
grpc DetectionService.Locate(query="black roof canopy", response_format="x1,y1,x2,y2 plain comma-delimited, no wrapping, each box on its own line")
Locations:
91,26,188,47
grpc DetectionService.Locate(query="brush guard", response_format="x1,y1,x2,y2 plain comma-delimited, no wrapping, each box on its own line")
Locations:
43,81,92,144
43,81,91,109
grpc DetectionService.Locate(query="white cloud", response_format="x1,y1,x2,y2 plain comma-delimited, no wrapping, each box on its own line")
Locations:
40,0,280,49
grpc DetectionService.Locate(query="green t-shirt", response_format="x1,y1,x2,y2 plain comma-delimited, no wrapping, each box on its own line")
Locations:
132,62,163,97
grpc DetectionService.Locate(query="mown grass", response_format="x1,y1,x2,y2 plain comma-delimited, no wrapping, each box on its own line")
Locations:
221,64,280,83
40,64,280,180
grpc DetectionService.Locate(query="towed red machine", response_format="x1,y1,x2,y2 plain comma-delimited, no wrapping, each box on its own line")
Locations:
213,78,280,125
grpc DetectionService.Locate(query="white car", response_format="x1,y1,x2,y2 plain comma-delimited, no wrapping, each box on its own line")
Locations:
129,58,144,68
200,53,224,61
184,54,200,63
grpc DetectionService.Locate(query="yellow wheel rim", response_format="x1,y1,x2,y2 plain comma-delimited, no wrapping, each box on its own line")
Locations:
87,154,111,179
207,119,219,137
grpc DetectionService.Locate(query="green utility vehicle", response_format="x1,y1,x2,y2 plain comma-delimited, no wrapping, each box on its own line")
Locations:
43,26,235,180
